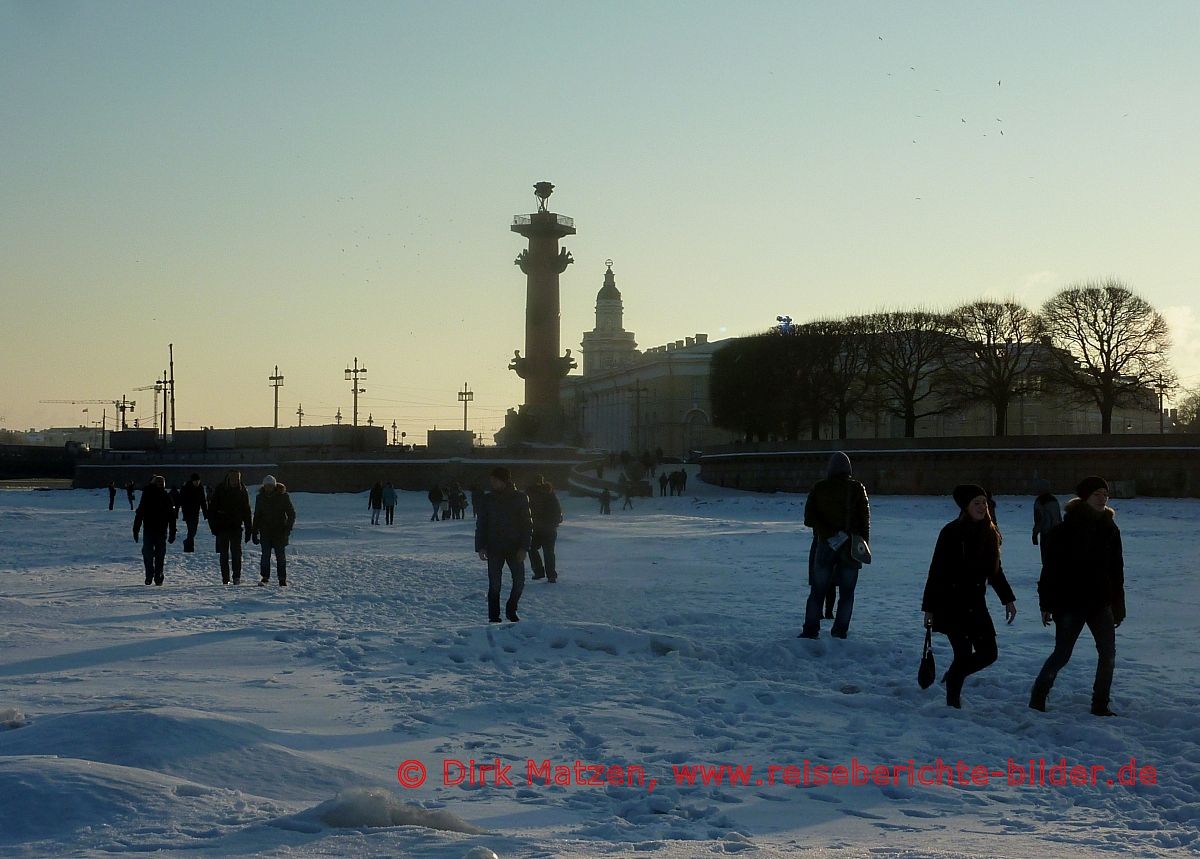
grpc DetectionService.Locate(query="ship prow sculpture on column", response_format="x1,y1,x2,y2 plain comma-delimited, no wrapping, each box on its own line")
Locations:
499,181,578,445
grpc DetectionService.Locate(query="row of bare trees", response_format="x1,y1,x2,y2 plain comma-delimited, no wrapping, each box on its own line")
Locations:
711,279,1175,439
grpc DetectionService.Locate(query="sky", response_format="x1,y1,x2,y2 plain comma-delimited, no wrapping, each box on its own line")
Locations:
3,0,1199,441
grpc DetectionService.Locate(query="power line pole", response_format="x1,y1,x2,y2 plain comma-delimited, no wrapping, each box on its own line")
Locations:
458,382,474,431
168,343,176,439
269,365,285,428
344,357,367,426
367,413,373,426
1155,377,1169,434
391,419,398,445
335,408,343,425
296,403,304,427
118,394,136,430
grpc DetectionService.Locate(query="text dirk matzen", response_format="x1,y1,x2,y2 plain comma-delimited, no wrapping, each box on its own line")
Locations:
397,757,1158,794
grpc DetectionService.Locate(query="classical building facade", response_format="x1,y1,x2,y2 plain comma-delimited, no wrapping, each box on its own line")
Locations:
560,265,1167,453
562,265,740,456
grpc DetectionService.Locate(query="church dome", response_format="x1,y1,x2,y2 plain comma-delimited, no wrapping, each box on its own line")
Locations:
597,262,621,301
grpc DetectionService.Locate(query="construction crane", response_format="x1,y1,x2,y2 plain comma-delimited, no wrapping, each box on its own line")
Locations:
40,396,136,430
134,373,168,435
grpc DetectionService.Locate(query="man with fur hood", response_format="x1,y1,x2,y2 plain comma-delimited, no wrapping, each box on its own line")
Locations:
800,451,870,639
1030,476,1126,716
252,475,296,587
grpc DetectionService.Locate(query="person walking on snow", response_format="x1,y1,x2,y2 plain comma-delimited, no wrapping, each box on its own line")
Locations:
108,481,117,511
133,475,176,586
428,485,444,522
178,473,208,553
475,467,532,623
368,481,384,525
1030,476,1125,717
125,480,136,510
383,481,397,525
800,452,870,640
253,475,296,587
921,484,1017,709
599,488,612,515
528,475,564,583
209,470,253,585
1031,480,1062,566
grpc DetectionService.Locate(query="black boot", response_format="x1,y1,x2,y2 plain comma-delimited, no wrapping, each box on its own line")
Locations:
1029,687,1048,712
946,674,963,709
1090,703,1117,717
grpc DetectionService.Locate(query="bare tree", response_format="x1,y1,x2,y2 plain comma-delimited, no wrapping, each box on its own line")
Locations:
797,317,873,439
1041,279,1174,434
1172,389,1200,432
862,310,953,438
940,300,1044,436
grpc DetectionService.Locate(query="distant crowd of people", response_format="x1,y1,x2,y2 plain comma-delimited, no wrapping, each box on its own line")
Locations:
105,451,1125,718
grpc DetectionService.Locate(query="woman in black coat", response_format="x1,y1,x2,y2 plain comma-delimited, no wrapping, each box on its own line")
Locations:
922,484,1017,708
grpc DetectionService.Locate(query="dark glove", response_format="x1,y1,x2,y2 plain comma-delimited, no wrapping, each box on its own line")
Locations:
252,533,260,545
1032,533,1039,545
168,533,176,544
133,530,140,543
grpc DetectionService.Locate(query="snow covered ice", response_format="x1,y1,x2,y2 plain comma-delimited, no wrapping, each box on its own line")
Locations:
1,480,1198,858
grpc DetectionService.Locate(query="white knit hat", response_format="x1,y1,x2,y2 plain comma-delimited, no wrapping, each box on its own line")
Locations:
262,475,277,487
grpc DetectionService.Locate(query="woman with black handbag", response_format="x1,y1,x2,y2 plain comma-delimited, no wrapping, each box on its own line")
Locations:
921,485,1017,708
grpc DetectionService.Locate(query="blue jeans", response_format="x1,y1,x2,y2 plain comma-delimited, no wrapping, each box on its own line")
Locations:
802,536,860,637
260,537,287,584
487,550,525,620
1033,606,1116,708
141,533,167,583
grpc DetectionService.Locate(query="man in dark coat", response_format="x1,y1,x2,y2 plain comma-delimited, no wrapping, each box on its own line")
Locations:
368,481,384,525
470,484,484,519
208,470,253,585
125,480,136,510
658,472,668,497
922,485,1017,708
178,473,208,553
475,467,532,622
527,476,564,583
108,482,117,511
800,452,870,639
133,475,176,586
1031,481,1062,566
428,485,444,522
1030,476,1125,717
252,475,296,587
599,488,612,515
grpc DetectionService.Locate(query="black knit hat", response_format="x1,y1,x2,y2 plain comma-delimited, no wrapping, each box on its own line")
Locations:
952,484,987,510
490,466,511,483
1075,475,1109,499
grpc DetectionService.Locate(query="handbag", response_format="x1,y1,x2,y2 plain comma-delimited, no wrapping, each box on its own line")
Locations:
850,534,872,565
917,627,936,689
843,483,871,565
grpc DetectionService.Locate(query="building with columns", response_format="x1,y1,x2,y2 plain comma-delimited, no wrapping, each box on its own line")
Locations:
562,264,740,456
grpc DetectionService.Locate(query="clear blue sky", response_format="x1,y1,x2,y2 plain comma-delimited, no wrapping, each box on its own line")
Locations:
3,1,1198,439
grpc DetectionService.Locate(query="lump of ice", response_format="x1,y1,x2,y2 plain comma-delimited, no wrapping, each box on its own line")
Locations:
461,849,500,859
0,708,27,730
311,787,485,834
